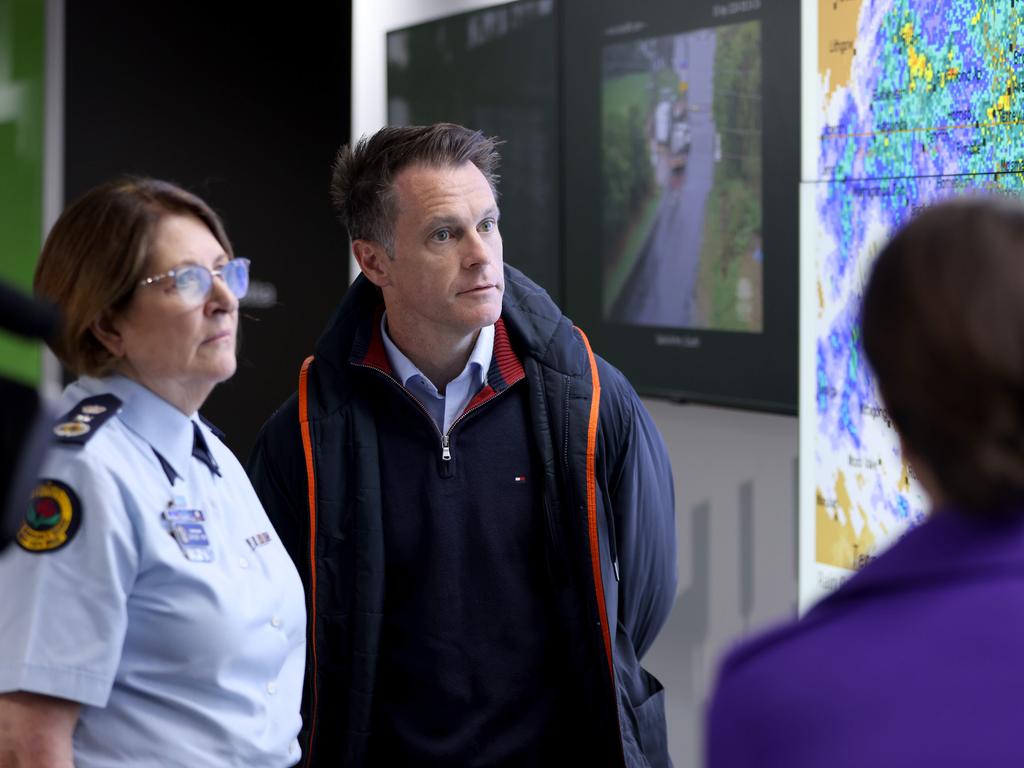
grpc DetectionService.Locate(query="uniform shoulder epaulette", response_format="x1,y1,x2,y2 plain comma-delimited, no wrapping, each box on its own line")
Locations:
52,393,122,445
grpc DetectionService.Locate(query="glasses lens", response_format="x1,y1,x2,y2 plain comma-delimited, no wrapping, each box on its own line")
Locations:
222,259,250,299
174,265,212,305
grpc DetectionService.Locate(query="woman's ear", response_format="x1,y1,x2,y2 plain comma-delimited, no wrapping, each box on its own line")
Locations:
90,311,126,358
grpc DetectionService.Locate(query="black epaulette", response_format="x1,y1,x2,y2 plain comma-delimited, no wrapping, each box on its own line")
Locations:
52,394,122,445
198,413,226,440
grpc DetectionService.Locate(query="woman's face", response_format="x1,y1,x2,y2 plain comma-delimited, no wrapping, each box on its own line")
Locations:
110,214,238,414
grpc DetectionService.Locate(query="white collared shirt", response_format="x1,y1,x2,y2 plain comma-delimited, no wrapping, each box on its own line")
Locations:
0,374,306,767
380,313,494,435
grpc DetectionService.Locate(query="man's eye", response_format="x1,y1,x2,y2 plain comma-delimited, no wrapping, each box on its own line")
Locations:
432,229,452,242
479,219,497,233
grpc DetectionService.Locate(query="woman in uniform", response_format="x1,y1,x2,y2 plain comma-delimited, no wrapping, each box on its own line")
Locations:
0,178,306,767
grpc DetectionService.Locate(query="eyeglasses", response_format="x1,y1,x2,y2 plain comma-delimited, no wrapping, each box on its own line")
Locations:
138,258,250,306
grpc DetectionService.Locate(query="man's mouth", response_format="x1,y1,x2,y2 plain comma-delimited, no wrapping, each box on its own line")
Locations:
460,284,498,295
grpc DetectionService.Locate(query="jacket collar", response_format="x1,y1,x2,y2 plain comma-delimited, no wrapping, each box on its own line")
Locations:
348,303,525,397
314,265,581,403
381,313,493,394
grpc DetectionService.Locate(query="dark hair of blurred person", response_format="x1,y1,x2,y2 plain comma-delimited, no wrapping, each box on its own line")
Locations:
0,282,59,550
862,196,1024,514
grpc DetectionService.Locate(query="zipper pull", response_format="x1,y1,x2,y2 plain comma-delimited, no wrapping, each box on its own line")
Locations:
441,434,451,461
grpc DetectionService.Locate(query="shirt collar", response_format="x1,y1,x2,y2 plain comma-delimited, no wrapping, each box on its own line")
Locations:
379,311,493,393
76,374,196,481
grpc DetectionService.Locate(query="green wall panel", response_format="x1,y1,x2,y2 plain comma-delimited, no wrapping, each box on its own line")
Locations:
0,0,44,385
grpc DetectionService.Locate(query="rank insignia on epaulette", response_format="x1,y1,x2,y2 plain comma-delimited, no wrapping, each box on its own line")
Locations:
53,394,122,444
17,478,82,553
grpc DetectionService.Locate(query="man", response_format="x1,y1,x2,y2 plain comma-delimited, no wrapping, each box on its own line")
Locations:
249,123,676,767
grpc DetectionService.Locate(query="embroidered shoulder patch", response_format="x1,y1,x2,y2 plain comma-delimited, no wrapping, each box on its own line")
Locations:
17,479,83,553
53,394,122,445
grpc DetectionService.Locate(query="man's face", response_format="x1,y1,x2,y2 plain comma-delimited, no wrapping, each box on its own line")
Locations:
377,162,504,345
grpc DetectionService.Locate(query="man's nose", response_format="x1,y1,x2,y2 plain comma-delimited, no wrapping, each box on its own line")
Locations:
461,229,499,268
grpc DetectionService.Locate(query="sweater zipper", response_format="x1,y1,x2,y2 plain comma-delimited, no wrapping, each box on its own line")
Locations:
354,362,511,463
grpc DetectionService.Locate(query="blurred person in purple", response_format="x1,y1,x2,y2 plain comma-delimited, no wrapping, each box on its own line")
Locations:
708,196,1024,767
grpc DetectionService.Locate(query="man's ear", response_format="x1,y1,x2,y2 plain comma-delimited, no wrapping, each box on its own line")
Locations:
90,311,126,359
353,239,392,288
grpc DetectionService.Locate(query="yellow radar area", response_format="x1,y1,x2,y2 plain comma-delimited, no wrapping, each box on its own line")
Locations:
819,0,865,100
816,471,877,571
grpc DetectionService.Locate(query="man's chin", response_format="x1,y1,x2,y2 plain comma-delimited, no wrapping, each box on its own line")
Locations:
479,301,503,327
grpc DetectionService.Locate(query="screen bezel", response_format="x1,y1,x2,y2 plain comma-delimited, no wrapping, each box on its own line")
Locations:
562,0,800,413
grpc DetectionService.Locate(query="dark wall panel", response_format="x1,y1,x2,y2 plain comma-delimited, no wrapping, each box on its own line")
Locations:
65,2,352,459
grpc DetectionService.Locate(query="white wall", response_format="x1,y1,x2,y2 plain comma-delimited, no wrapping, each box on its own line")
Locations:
641,400,796,766
41,0,63,400
351,4,799,765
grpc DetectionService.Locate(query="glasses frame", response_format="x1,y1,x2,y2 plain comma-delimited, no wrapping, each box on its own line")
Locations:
137,258,251,305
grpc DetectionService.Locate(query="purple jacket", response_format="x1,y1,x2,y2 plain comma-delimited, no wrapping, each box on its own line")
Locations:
707,506,1024,767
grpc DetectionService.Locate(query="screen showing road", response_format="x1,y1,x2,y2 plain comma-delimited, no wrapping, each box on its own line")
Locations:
601,20,763,333
799,0,1024,609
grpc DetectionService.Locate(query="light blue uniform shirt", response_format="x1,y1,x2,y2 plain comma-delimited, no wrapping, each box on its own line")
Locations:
380,313,493,434
0,375,306,767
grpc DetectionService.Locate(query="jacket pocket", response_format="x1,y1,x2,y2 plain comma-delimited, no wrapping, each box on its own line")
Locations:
631,668,669,768
616,624,671,768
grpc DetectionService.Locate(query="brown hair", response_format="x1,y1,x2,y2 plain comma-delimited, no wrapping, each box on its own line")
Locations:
330,123,501,255
861,195,1024,514
34,178,233,377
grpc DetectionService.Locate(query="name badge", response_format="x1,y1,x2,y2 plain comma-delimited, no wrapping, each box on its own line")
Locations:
162,503,214,563
172,522,214,562
163,507,206,523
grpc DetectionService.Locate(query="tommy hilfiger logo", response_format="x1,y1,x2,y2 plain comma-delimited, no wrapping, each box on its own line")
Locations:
514,475,527,484
246,532,272,550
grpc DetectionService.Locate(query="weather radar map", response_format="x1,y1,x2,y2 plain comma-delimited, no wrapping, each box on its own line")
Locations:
800,0,1024,608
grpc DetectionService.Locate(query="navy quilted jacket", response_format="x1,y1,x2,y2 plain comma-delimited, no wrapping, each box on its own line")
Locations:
248,265,676,767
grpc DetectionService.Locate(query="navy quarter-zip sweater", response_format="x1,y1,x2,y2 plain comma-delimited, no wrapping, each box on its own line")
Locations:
354,313,591,764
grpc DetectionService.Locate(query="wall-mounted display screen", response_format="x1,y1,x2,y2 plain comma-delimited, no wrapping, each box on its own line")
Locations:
798,0,1024,609
386,0,561,302
564,0,799,412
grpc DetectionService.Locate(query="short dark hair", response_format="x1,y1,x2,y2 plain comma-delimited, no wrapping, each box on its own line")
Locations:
330,123,501,255
861,196,1024,514
34,178,233,376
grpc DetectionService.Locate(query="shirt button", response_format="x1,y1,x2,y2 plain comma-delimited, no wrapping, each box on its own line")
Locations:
289,742,296,755
267,681,277,695
238,557,249,569
271,616,283,629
